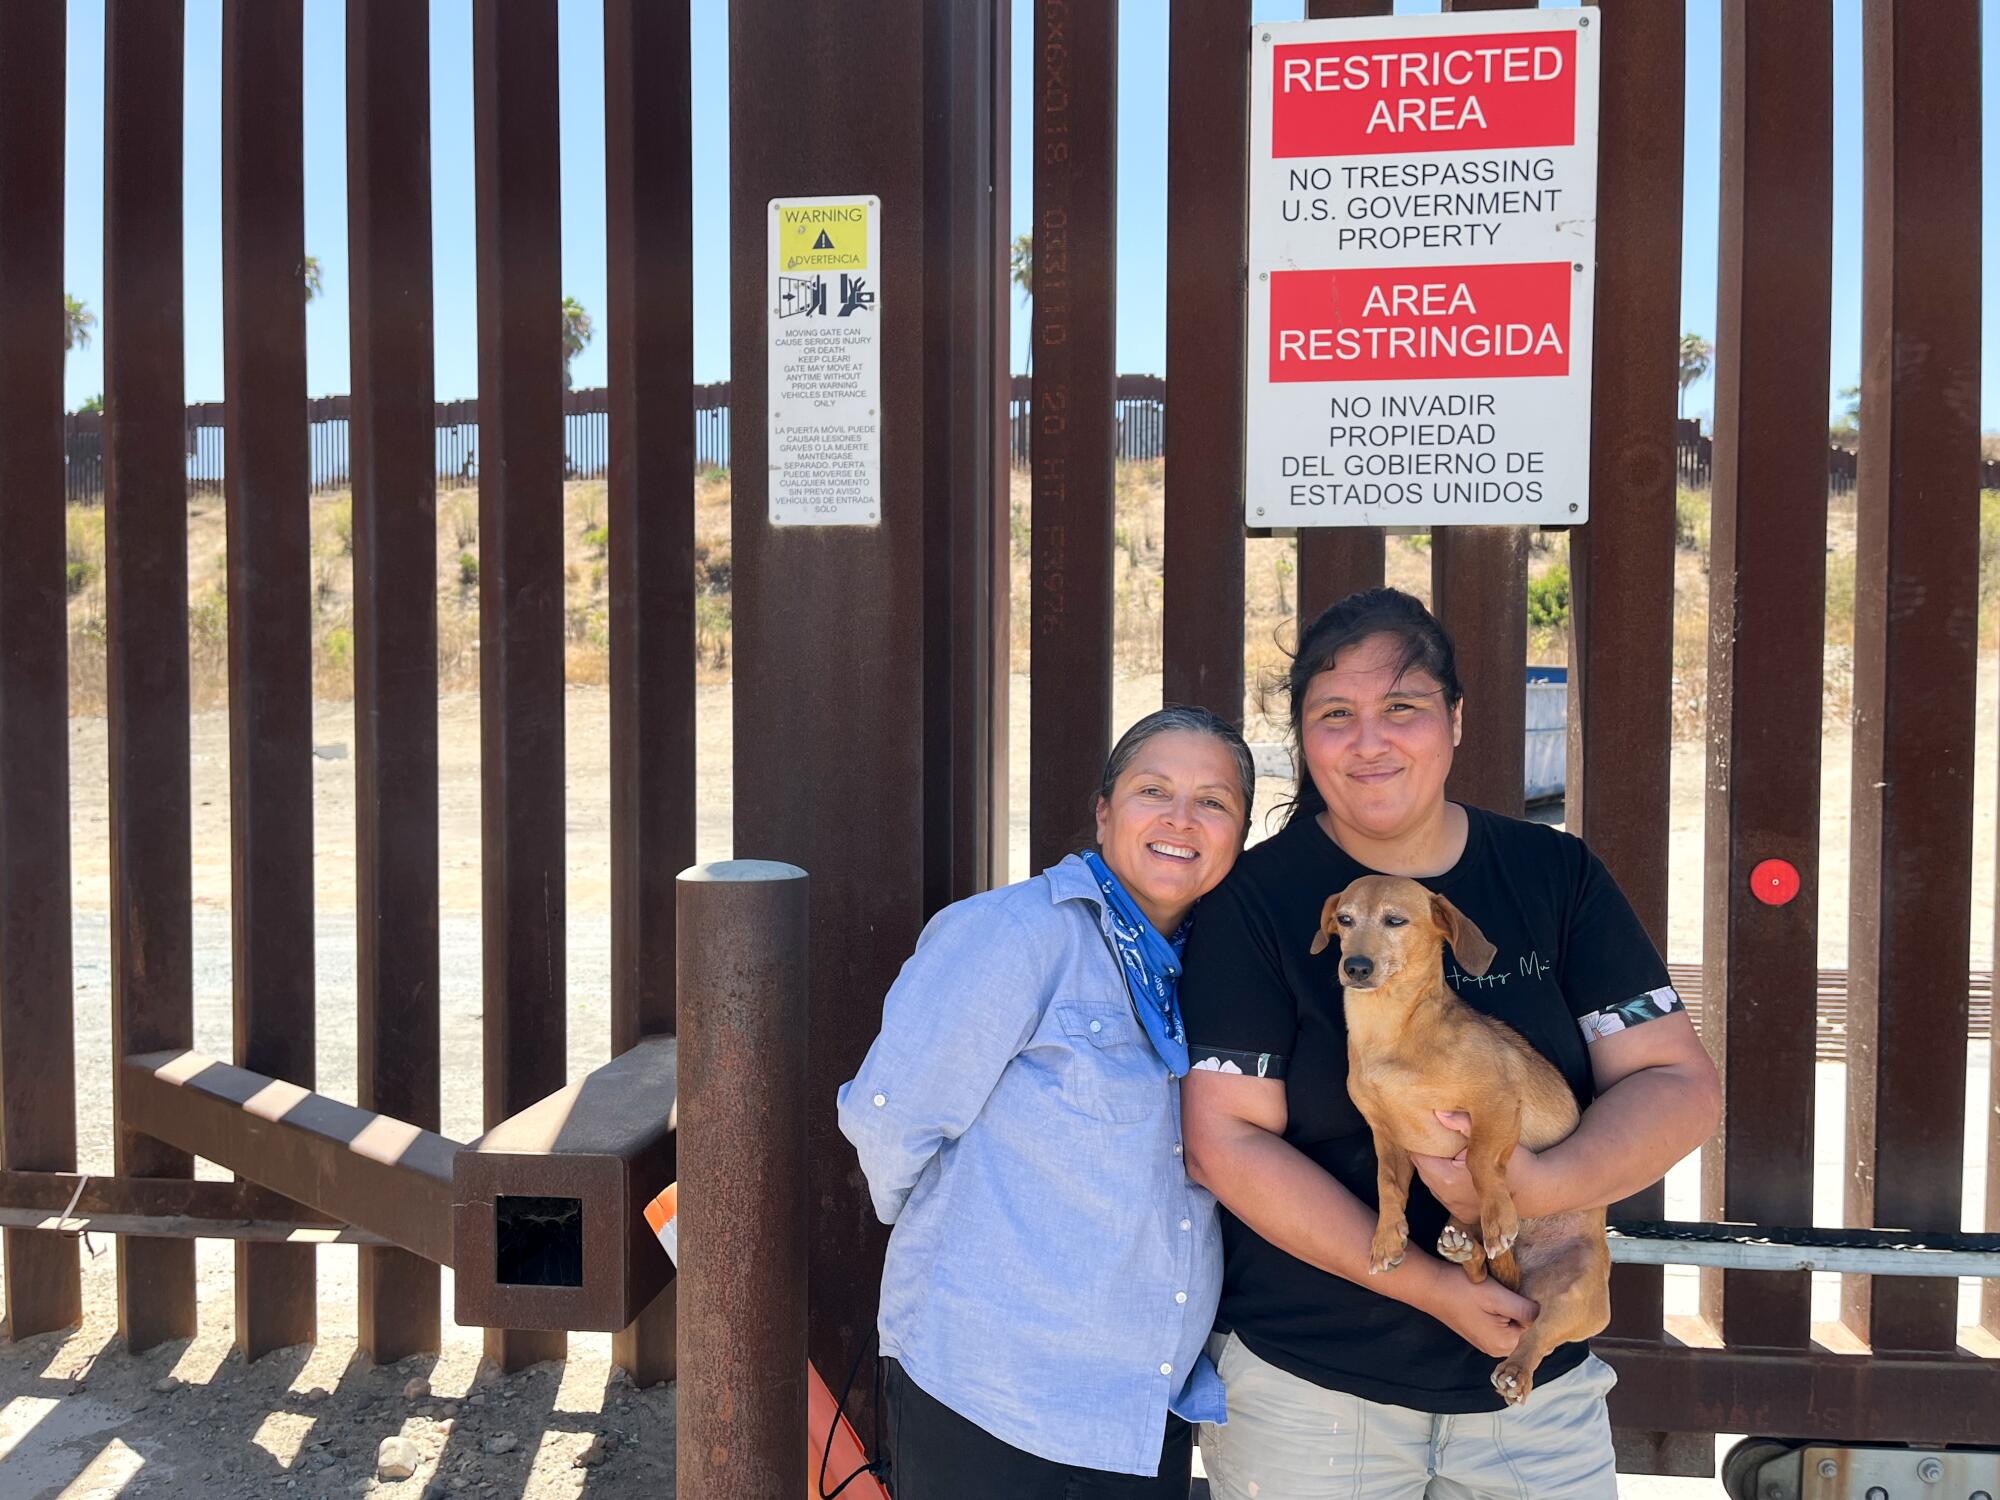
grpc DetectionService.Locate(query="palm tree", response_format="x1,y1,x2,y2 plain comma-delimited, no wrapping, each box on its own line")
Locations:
301,254,323,303
1010,234,1032,375
561,296,594,390
1829,383,1860,447
64,293,95,352
1677,332,1712,420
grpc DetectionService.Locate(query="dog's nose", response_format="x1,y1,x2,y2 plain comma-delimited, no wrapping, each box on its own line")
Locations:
1342,955,1374,984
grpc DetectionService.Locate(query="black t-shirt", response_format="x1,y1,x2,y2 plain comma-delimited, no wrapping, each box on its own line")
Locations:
1178,803,1673,1413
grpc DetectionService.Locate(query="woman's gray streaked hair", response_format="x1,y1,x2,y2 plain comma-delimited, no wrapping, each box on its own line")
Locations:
1093,704,1257,838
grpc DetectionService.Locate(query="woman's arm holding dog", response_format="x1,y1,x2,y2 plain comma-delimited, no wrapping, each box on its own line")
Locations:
1183,1071,1538,1356
1413,1012,1720,1221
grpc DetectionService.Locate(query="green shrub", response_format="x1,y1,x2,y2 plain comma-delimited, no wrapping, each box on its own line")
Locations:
583,524,609,556
1824,547,1856,642
66,560,96,597
695,593,731,668
447,497,478,550
1978,489,2000,614
1674,487,1710,555
66,506,105,571
188,588,228,645
323,626,354,671
330,498,354,556
1527,563,1570,631
459,550,479,589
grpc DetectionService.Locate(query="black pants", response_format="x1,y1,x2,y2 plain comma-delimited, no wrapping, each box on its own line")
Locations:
881,1357,1194,1500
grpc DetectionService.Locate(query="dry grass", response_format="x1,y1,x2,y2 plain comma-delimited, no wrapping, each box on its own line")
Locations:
1665,485,2000,742
67,464,1992,751
63,468,736,717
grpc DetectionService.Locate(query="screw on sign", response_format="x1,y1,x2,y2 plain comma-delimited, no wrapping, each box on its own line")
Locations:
1749,858,1800,906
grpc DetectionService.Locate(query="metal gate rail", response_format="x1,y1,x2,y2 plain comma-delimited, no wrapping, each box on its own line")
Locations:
1609,1219,2000,1279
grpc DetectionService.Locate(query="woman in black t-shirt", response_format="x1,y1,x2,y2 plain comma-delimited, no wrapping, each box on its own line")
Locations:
1179,588,1719,1500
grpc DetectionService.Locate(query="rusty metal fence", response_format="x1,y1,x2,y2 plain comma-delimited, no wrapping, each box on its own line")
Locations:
1,0,1996,1481
1,0,696,1385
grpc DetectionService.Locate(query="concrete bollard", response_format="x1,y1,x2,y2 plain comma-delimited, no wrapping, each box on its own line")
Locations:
675,860,809,1500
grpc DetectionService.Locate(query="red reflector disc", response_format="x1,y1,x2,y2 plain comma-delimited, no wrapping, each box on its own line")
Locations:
1750,858,1800,906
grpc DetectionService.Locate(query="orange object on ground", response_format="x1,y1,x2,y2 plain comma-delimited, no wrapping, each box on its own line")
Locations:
643,1182,892,1499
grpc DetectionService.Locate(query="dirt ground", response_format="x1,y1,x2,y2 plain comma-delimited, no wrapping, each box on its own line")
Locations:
5,659,1996,1496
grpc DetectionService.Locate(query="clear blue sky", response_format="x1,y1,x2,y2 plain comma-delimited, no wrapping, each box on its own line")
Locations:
56,0,2000,431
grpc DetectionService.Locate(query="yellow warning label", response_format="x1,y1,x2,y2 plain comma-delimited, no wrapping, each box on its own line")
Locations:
777,201,870,272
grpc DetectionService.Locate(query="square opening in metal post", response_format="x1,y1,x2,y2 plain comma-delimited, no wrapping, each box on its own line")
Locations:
494,1195,584,1288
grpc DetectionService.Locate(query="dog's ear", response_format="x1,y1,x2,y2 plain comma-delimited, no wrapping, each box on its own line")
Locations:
1308,893,1342,956
1431,892,1496,976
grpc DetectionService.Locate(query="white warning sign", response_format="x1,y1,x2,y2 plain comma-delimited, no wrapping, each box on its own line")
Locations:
1245,9,1600,528
768,195,881,527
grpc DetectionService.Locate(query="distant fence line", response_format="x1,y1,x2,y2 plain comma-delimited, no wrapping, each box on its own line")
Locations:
1673,416,2000,497
59,386,1996,505
61,383,735,505
1007,373,1166,468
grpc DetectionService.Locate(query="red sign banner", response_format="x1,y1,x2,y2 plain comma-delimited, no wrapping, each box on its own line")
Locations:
1268,261,1573,383
1271,31,1577,157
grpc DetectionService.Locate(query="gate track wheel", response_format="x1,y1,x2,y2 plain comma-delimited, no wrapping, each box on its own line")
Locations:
1721,1439,1797,1500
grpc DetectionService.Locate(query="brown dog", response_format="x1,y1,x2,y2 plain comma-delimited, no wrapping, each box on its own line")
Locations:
1311,874,1611,1405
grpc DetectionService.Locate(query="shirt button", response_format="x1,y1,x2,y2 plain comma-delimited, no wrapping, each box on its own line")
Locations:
1173,1142,1183,1156
1160,1363,1174,1376
872,1093,887,1108
1175,1291,1188,1304
1180,1218,1191,1231
1088,1020,1102,1033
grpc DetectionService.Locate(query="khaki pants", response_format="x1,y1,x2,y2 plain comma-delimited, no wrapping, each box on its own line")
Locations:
1199,1332,1619,1499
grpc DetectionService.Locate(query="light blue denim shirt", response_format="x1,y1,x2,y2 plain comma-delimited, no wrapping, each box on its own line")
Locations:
837,855,1225,1478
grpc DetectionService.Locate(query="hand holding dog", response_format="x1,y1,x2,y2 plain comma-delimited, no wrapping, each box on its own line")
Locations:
1425,1263,1540,1358
1411,1110,1558,1223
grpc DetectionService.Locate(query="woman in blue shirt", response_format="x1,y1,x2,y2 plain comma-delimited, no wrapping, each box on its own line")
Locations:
839,705,1256,1498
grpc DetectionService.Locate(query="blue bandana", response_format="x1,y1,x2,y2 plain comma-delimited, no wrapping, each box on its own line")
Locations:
1080,850,1193,1077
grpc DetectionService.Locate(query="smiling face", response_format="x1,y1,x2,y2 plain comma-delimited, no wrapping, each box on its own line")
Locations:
1093,729,1249,935
1300,631,1462,848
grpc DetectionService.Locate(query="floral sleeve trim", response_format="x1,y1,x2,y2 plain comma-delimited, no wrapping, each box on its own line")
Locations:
1189,1047,1289,1080
1577,985,1684,1044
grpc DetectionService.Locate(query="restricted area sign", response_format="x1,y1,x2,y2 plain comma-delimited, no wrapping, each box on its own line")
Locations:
1245,9,1600,528
768,194,881,526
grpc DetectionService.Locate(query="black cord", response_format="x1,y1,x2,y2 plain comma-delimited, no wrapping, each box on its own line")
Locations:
818,1331,889,1498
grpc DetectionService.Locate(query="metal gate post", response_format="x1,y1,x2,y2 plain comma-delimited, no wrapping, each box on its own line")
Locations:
677,861,809,1500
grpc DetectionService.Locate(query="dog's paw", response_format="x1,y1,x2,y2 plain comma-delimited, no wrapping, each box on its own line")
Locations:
1481,1203,1520,1260
1369,1219,1409,1275
1490,1361,1532,1406
1437,1223,1478,1264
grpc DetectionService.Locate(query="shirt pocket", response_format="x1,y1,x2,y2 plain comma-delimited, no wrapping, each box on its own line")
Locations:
1053,999,1164,1124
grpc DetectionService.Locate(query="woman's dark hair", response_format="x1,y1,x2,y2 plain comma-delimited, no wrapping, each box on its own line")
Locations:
1282,587,1462,825
1090,704,1257,842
